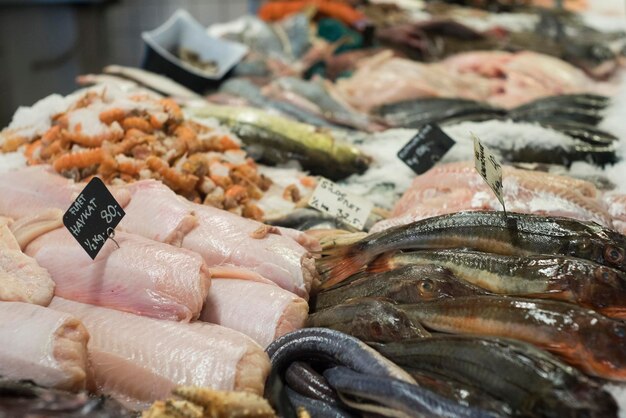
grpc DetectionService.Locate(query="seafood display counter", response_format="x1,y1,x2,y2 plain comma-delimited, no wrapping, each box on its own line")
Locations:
1,0,626,417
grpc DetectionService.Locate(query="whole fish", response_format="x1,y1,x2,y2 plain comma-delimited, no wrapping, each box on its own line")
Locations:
285,362,338,405
276,77,376,131
189,105,371,180
219,78,336,128
369,250,626,318
399,295,626,381
509,94,609,127
307,297,430,342
324,366,500,418
375,336,618,418
286,387,355,418
313,264,485,311
317,211,626,287
374,98,505,128
264,328,416,416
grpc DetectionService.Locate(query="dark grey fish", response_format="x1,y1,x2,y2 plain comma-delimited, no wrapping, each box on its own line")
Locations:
307,297,430,342
285,362,338,405
286,388,355,418
375,336,618,418
324,366,502,418
264,328,415,417
318,211,626,287
313,265,485,311
0,378,132,417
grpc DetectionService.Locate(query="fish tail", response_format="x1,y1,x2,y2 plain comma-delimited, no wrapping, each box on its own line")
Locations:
317,242,373,289
366,252,396,274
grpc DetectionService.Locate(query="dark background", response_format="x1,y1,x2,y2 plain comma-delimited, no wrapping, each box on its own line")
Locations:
0,0,247,126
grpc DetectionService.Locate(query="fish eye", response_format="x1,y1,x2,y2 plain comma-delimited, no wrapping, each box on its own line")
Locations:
420,280,433,292
604,246,625,265
614,325,626,338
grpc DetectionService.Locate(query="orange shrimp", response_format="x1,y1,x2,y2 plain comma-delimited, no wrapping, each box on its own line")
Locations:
62,127,124,148
99,108,126,125
39,138,68,160
146,156,198,193
149,112,168,130
175,124,199,151
283,184,301,202
242,202,264,221
1,135,28,153
210,174,233,190
52,148,103,172
300,176,317,188
41,126,62,144
122,116,153,133
118,158,145,177
53,114,69,129
160,98,183,122
114,129,154,155
24,140,42,165
224,184,249,209
218,135,241,151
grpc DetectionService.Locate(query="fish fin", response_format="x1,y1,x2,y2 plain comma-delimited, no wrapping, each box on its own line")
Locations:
366,252,396,274
317,242,373,289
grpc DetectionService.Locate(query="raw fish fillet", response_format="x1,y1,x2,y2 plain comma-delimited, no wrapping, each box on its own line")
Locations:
0,166,130,220
0,217,55,305
0,301,88,391
373,162,613,232
50,298,270,409
182,205,316,298
117,180,197,246
26,228,210,321
200,278,308,347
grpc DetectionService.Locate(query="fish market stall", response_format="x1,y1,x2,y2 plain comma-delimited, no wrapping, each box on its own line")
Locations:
1,0,626,417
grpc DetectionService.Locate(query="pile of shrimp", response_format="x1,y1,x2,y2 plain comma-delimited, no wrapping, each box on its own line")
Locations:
4,87,281,220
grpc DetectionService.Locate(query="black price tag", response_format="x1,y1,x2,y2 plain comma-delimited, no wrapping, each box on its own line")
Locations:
397,124,456,175
63,177,125,260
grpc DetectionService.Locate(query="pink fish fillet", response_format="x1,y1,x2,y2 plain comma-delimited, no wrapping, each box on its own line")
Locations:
0,166,130,220
182,204,316,298
25,228,210,321
50,297,269,409
200,278,308,348
117,180,197,246
0,301,88,391
0,217,55,305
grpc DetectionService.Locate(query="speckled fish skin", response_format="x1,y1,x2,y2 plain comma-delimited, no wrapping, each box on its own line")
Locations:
375,336,618,418
324,366,500,418
307,297,430,343
400,295,626,381
26,228,210,322
375,250,626,318
318,211,626,287
50,298,270,410
0,301,89,392
313,264,485,311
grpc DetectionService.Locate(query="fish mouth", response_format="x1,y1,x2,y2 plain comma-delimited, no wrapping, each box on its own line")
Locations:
584,60,619,80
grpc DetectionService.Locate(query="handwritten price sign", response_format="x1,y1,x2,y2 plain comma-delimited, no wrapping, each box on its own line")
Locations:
473,133,506,214
63,177,125,259
308,178,373,230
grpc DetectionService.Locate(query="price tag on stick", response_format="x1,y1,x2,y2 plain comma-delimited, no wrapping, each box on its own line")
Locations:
308,178,373,230
397,124,456,175
472,133,506,215
63,177,126,259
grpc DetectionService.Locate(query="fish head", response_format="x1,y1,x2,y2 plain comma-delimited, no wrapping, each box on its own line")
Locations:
583,320,626,380
564,43,618,79
349,297,430,342
581,266,626,318
602,242,626,272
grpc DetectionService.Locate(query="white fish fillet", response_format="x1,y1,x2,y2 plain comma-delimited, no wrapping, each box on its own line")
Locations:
0,166,131,220
0,301,88,391
183,204,315,298
0,217,55,306
117,180,197,246
200,278,308,347
50,298,269,409
26,228,210,321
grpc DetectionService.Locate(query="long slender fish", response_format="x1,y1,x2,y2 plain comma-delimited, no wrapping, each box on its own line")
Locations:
324,366,501,418
286,388,355,418
317,211,626,287
369,250,626,318
285,362,338,405
307,297,430,342
264,328,415,416
375,336,618,418
313,265,485,311
399,296,626,381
